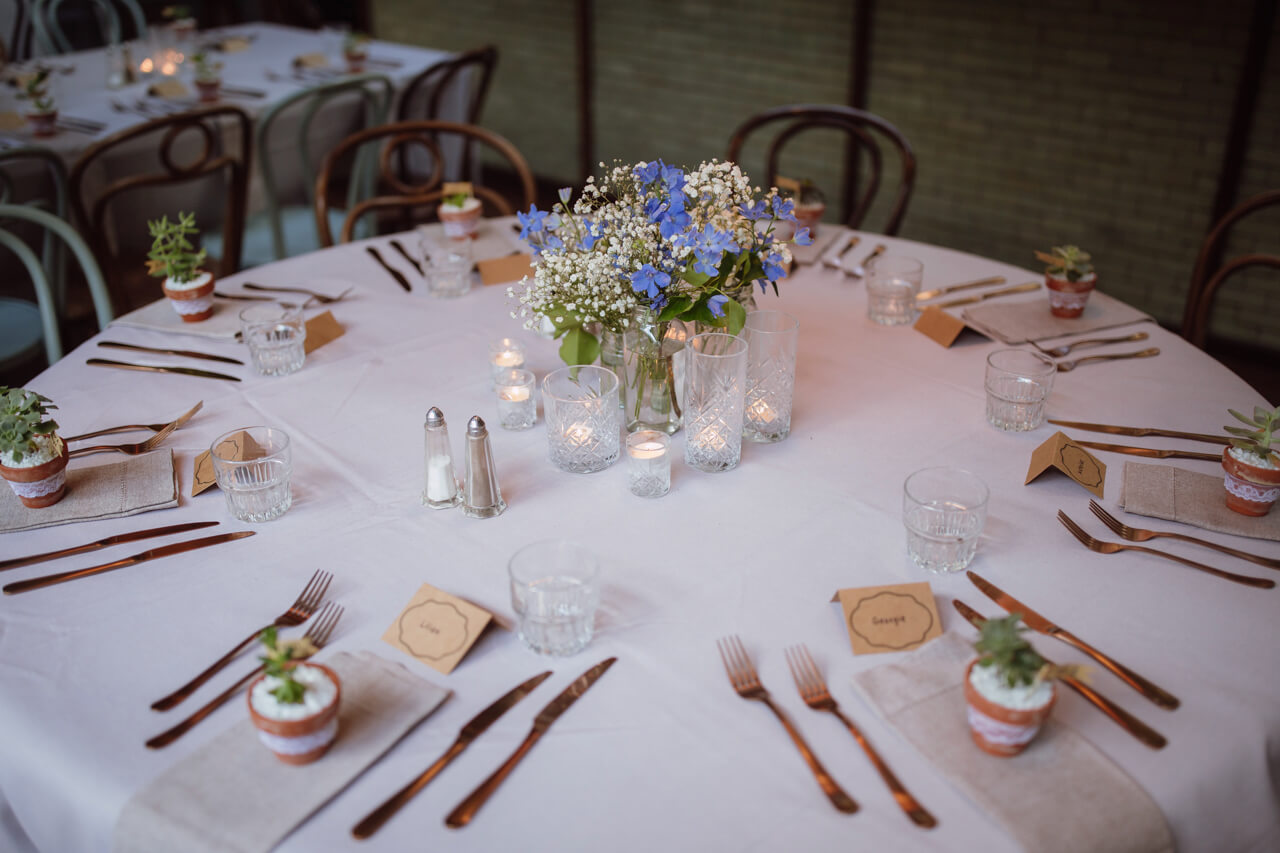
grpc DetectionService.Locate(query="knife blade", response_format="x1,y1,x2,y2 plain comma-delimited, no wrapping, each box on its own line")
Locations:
933,281,1040,308
966,571,1179,710
4,531,255,595
445,657,617,828
0,521,220,572
915,275,1007,302
1046,419,1228,445
1071,440,1222,462
366,246,412,292
389,239,425,276
352,670,553,839
87,358,241,382
951,599,1167,750
98,340,245,365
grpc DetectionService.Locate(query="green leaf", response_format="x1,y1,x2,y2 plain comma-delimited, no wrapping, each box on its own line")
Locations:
658,295,693,322
559,326,600,366
721,299,747,335
1224,426,1256,437
1228,408,1258,427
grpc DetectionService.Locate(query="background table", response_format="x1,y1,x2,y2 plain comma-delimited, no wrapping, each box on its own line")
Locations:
2,230,1277,852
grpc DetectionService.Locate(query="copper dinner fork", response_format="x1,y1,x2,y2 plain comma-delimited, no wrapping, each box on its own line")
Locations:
67,417,181,457
717,635,858,814
784,645,936,828
1087,500,1280,570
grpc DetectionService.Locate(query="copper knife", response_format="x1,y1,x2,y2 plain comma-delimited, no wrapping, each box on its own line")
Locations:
933,281,1040,308
98,341,245,365
0,521,220,572
952,600,1167,749
389,239,425,276
966,571,1179,710
87,358,241,382
1072,440,1222,462
1047,419,1228,445
445,657,617,828
3,531,255,595
366,246,412,292
916,275,1006,302
352,670,553,839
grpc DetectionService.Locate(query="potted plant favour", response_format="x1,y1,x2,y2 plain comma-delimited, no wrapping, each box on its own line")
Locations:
246,627,341,765
438,188,482,241
146,211,215,322
342,32,371,72
192,52,222,102
23,70,58,138
1035,245,1095,318
1221,405,1280,517
0,387,68,509
163,5,196,41
786,180,827,240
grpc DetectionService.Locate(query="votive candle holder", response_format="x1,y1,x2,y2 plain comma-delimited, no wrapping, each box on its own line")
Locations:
489,337,525,385
495,368,537,430
626,430,670,498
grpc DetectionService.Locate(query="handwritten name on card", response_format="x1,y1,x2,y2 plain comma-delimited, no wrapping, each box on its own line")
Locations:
832,582,943,655
382,584,494,674
1026,431,1106,497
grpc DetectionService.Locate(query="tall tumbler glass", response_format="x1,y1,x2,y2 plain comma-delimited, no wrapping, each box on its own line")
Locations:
542,365,621,473
684,332,748,472
742,311,799,443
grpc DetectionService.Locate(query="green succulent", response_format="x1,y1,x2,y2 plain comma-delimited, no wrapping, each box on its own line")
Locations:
0,387,59,463
974,614,1045,689
24,69,54,114
258,626,317,705
1035,245,1093,282
145,211,207,284
443,191,471,208
192,52,221,82
1225,405,1280,462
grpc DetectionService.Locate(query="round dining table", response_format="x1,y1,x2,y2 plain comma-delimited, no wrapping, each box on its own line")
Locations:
1,225,1277,853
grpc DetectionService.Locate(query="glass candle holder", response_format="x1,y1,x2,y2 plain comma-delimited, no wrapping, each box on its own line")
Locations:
489,337,526,385
495,368,537,430
542,365,620,473
626,430,670,498
742,311,799,443
684,332,748,473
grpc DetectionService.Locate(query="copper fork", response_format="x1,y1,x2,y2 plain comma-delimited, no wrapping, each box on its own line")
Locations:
1088,500,1280,570
1057,511,1274,589
67,417,181,457
64,401,203,442
717,636,857,814
145,602,344,749
785,645,936,828
1030,331,1149,358
150,570,333,711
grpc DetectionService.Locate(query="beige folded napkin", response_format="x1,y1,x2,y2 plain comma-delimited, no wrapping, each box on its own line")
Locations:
852,633,1173,853
963,290,1152,344
0,450,177,534
1121,461,1280,541
114,650,450,853
112,297,244,340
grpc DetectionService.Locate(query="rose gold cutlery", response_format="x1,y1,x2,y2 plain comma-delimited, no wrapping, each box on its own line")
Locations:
952,600,1167,750
366,246,412,292
151,570,334,711
64,400,203,442
821,233,861,269
845,243,885,278
967,571,1181,709
1031,330,1150,358
353,670,553,839
389,239,424,276
3,531,255,595
933,281,1040,308
87,358,241,382
784,644,935,827
67,416,182,457
0,521,219,572
1056,347,1160,372
715,636,857,814
99,341,244,365
1071,440,1222,462
1057,510,1274,589
145,602,343,749
1046,419,1228,444
243,282,353,303
915,275,1006,302
1088,500,1280,569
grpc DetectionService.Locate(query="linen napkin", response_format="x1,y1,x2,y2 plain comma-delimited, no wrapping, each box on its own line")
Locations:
111,298,244,340
1120,461,1280,541
0,450,177,534
852,633,1173,853
962,290,1152,344
114,650,450,853
417,216,525,264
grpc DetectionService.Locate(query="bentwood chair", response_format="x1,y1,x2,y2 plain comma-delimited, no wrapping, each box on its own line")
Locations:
314,120,535,247
0,146,68,313
30,0,147,54
68,105,251,315
726,104,917,235
395,47,498,180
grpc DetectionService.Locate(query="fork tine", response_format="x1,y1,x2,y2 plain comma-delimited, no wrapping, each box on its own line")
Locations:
716,637,737,687
303,602,342,646
299,570,333,612
796,644,827,697
783,646,805,696
1057,510,1093,547
1088,500,1126,536
730,636,759,687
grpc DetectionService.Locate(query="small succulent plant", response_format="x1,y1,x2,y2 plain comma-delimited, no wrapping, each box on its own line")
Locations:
192,51,221,82
1225,405,1280,462
0,387,59,463
974,614,1046,688
343,32,370,55
1035,245,1093,283
24,69,55,114
258,626,319,704
443,191,471,207
145,211,207,284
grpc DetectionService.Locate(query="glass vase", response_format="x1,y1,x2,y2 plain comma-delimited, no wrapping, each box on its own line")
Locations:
599,326,625,408
622,309,688,435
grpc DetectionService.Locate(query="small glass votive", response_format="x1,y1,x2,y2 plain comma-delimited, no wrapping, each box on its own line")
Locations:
684,332,748,473
495,368,537,430
509,540,601,656
867,255,924,326
626,430,670,498
240,303,306,376
902,467,989,573
542,365,621,473
421,232,473,298
742,311,799,443
489,337,526,385
985,349,1056,431
210,427,293,522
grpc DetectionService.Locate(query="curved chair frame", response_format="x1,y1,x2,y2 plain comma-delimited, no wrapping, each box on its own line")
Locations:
396,46,498,125
1,146,68,310
314,120,535,247
32,0,146,53
726,104,917,235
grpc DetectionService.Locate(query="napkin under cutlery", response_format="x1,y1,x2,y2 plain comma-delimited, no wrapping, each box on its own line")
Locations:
1120,461,1280,542
962,290,1152,344
114,651,450,853
0,450,177,534
111,298,244,340
852,633,1173,853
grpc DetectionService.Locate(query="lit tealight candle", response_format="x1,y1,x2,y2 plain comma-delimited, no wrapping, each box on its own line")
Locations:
629,439,665,460
495,368,536,431
626,430,670,498
565,423,594,445
489,338,526,385
498,386,530,403
746,398,776,424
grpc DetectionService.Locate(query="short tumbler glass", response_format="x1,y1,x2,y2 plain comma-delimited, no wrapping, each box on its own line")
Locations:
902,467,988,573
542,365,621,473
867,255,924,326
421,232,473,298
509,540,601,656
240,303,306,376
985,349,1056,431
211,427,293,522
742,311,799,443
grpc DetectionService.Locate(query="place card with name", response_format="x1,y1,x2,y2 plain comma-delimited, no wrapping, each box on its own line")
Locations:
832,582,943,655
773,174,802,196
1026,430,1106,497
382,583,494,674
191,428,264,497
147,79,189,99
478,252,535,286
914,305,986,348
442,181,473,197
292,52,328,69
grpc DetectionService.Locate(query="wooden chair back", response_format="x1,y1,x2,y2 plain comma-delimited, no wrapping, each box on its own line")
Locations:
32,0,146,53
0,145,69,314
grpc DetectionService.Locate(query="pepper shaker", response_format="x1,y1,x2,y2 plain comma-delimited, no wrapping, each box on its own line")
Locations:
463,415,506,518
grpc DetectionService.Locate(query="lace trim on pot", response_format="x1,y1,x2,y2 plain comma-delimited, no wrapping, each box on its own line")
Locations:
5,468,66,498
1224,472,1280,503
256,717,338,755
169,294,213,316
966,704,1039,746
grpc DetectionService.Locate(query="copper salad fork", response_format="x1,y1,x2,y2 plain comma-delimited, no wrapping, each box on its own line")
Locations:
67,416,181,457
1088,500,1280,570
63,401,203,442
784,645,936,828
151,570,333,711
145,602,344,749
717,636,858,814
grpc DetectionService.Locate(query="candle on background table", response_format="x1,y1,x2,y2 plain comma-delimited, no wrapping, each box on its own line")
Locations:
489,337,526,384
627,429,670,498
495,368,536,430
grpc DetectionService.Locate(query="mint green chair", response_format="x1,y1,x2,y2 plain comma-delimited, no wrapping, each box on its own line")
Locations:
30,0,146,54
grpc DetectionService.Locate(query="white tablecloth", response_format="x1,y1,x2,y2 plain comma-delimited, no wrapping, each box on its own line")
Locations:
2,230,1278,852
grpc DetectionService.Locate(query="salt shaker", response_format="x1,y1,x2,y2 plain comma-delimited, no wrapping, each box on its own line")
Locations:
422,408,461,509
462,415,506,519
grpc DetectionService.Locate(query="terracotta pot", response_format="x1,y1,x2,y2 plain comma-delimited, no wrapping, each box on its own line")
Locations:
0,438,69,509
344,50,367,73
247,662,341,765
195,79,220,102
963,660,1056,757
1045,272,1096,318
438,201,482,240
163,271,216,323
792,201,825,239
26,111,58,138
1222,447,1280,517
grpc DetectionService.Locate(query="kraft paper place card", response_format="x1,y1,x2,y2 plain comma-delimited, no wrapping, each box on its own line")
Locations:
478,252,534,285
293,52,328,68
218,36,252,53
191,429,265,497
914,306,988,347
442,181,473,197
1026,431,1106,497
0,112,24,132
773,175,802,196
382,584,494,674
832,583,943,655
147,79,188,98
304,310,344,354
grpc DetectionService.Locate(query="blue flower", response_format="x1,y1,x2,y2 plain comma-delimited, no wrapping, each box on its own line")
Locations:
793,227,813,246
763,251,788,282
661,164,685,195
633,161,662,184
630,264,671,300
558,186,572,204
738,200,769,221
772,196,796,222
516,205,549,242
707,294,729,318
658,206,691,240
